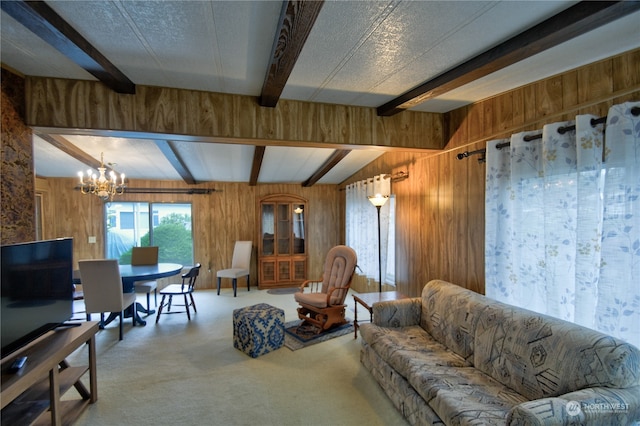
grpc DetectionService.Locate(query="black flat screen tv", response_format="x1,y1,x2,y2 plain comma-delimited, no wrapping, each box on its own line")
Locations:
1,238,74,358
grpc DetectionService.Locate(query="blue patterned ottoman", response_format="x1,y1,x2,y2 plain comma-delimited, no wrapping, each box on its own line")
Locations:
233,303,285,358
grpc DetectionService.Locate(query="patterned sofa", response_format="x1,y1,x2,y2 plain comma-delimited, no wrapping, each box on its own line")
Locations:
359,280,640,425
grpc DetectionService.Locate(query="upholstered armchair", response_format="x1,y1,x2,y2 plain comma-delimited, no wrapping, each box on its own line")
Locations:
294,245,357,333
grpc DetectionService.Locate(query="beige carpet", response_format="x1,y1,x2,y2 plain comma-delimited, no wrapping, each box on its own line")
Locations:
66,287,408,426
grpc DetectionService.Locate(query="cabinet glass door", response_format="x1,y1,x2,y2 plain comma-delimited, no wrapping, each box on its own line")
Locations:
277,203,290,255
261,204,274,255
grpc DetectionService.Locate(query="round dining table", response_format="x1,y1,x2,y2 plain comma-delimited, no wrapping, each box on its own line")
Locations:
119,263,183,292
116,263,183,326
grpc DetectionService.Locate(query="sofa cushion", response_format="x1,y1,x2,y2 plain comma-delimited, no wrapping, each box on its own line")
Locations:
474,302,640,401
372,297,422,328
420,280,489,364
507,385,640,425
409,365,528,425
359,324,470,381
361,342,443,426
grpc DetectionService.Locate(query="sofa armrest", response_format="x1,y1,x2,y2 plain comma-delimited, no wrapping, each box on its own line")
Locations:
372,297,421,327
507,386,640,425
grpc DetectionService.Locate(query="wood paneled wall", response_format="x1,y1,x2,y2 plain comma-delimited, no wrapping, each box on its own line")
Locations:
35,177,343,291
347,48,640,297
25,78,443,151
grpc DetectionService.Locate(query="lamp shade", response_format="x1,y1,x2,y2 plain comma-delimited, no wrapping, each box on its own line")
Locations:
367,174,391,207
368,193,389,207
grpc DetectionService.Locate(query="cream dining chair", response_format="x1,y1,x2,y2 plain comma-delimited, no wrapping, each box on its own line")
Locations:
216,241,252,297
131,246,159,312
78,259,137,340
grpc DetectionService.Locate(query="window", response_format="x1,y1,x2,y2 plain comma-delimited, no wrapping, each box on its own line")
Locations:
485,103,639,347
35,192,44,240
105,202,194,266
384,196,396,285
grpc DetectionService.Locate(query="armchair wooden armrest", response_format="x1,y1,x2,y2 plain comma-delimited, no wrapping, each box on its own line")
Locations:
299,277,323,293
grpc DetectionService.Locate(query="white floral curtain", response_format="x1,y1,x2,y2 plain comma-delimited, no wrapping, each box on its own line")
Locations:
485,101,640,347
346,174,391,283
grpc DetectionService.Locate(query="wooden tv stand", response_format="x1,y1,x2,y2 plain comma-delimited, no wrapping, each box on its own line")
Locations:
1,321,99,425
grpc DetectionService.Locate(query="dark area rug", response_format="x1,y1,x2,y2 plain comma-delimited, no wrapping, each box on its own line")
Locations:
266,287,300,295
284,320,353,351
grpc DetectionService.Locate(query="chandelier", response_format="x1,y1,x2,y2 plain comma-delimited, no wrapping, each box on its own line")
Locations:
77,152,125,201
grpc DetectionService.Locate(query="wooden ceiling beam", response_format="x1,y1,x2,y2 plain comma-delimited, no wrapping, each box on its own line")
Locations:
249,146,266,186
155,140,197,185
28,77,445,151
1,0,135,94
259,0,324,107
302,149,350,187
377,0,640,116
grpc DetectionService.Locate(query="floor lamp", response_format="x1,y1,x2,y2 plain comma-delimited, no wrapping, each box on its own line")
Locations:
368,193,389,293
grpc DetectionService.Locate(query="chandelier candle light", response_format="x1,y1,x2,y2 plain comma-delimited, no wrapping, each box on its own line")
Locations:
78,152,125,201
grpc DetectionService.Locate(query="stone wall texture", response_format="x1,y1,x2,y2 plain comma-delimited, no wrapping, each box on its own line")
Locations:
1,69,35,244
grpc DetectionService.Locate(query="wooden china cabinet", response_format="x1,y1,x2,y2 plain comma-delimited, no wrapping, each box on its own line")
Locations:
257,194,307,289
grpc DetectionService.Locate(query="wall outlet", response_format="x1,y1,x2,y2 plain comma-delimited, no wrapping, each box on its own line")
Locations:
88,236,97,244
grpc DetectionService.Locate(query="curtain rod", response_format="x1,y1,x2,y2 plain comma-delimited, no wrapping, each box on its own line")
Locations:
74,187,219,195
340,171,409,190
494,106,639,150
358,171,410,183
456,148,486,163
385,171,409,182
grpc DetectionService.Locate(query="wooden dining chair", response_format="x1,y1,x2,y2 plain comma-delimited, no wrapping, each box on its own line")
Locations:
155,264,201,323
78,259,137,340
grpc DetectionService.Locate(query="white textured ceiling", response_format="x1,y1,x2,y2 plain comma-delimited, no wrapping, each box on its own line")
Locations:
3,1,639,185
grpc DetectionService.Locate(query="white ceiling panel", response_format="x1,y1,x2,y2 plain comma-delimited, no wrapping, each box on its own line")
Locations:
209,1,282,94
316,150,385,185
172,141,255,183
0,11,95,81
259,147,336,184
369,1,574,105
47,1,221,90
329,1,496,100
33,135,92,178
62,135,182,181
281,0,396,102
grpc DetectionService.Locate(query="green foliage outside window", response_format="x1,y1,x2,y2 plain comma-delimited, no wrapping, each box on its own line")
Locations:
119,213,193,265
